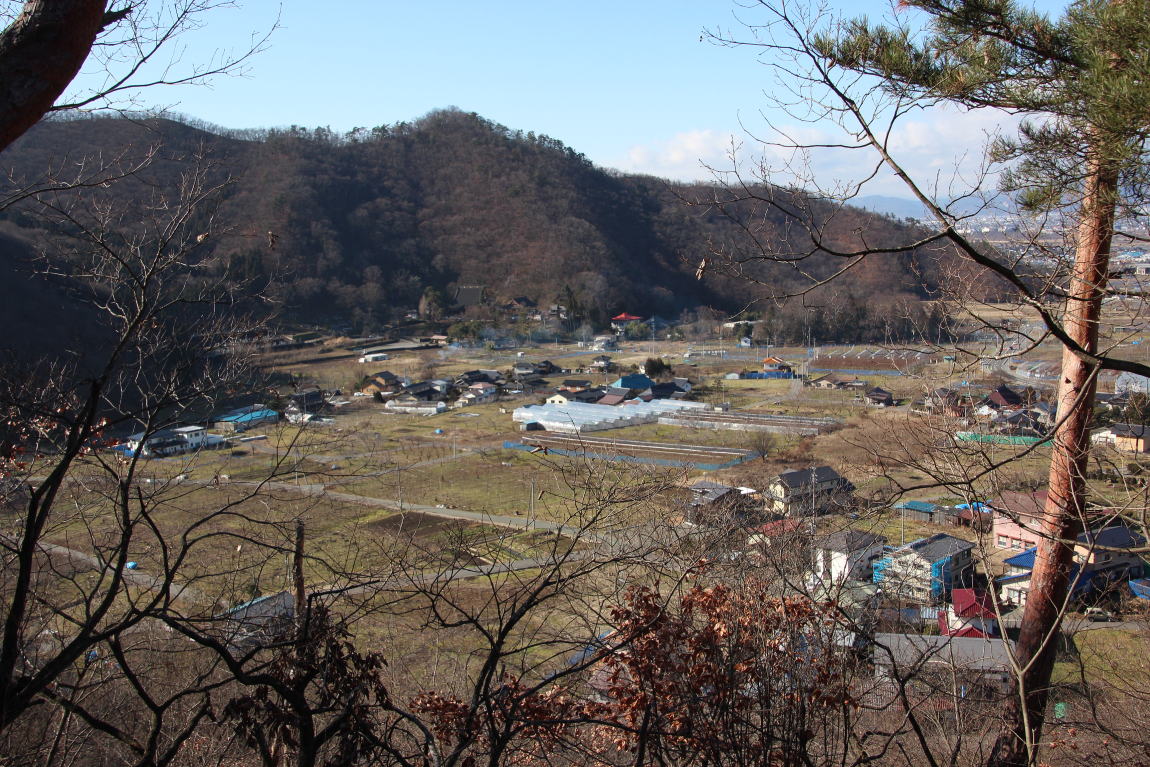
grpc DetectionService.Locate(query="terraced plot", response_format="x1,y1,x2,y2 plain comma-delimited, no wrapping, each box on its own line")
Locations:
658,410,839,436
508,433,758,470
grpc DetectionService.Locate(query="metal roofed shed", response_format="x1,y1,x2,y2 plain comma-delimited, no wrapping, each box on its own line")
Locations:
215,406,279,433
872,633,1016,693
217,591,295,650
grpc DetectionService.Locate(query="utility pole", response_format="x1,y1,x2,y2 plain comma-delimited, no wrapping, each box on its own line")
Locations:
292,521,306,640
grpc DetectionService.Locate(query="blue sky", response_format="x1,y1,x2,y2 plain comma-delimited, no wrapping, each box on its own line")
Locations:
75,0,1071,193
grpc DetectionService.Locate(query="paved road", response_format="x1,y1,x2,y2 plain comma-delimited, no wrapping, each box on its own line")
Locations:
1067,617,1146,633
26,461,636,613
188,475,603,542
10,536,209,607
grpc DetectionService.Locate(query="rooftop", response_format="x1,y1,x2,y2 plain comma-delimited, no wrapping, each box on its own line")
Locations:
894,533,975,562
1003,547,1037,569
817,529,885,553
874,633,1015,672
990,490,1049,521
775,465,848,489
951,589,997,619
896,500,938,514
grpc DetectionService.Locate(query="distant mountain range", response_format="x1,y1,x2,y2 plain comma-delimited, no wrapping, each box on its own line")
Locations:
853,195,930,220
853,193,1014,220
0,110,967,337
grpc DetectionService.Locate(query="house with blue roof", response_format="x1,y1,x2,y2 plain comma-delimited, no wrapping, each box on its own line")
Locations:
609,373,655,393
997,526,1146,607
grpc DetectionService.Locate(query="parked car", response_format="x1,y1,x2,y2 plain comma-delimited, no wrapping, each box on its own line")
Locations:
1084,607,1117,622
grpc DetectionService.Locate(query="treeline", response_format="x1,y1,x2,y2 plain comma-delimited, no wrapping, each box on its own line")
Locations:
2,110,970,338
750,295,955,345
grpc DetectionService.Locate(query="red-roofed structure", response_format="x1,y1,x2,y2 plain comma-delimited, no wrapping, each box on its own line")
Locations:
611,312,643,322
939,588,999,637
746,519,806,556
952,588,996,619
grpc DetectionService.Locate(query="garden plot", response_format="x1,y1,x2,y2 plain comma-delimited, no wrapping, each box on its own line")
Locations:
658,410,839,436
507,433,758,470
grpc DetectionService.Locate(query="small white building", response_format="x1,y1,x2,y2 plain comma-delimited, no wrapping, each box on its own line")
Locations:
125,425,211,457
810,530,886,586
385,399,447,416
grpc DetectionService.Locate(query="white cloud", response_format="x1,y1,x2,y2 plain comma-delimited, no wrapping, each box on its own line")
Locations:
613,129,747,183
613,106,1023,201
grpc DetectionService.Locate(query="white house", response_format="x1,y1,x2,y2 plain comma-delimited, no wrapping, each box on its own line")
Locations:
810,530,886,586
874,534,976,604
940,589,999,638
457,382,498,407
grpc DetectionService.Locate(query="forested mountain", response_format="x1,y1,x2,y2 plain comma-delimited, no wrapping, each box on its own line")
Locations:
0,109,964,335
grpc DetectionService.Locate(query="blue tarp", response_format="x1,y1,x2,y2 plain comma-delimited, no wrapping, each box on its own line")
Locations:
743,371,795,380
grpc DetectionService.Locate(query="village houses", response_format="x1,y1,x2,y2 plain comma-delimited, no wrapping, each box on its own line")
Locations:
873,533,975,605
765,465,855,517
809,530,887,586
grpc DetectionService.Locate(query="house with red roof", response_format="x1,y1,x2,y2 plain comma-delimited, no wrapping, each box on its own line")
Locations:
762,356,792,373
939,589,999,638
610,312,644,332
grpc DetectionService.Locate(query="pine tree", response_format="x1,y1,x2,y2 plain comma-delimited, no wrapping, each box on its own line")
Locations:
720,1,1150,763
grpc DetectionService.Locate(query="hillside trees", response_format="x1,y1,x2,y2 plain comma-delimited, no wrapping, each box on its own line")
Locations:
2,110,967,333
0,2,318,762
0,153,281,761
707,1,1150,764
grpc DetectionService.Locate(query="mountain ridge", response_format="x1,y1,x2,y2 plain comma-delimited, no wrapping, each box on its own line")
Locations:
1,110,959,338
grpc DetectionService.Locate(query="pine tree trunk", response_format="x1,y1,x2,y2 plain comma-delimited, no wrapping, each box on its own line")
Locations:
987,153,1118,767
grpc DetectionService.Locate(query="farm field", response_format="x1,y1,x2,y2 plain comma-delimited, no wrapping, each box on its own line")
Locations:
513,433,758,470
660,409,839,436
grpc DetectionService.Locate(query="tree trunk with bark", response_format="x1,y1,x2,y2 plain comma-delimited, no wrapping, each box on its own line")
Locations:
988,152,1118,767
0,0,108,153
